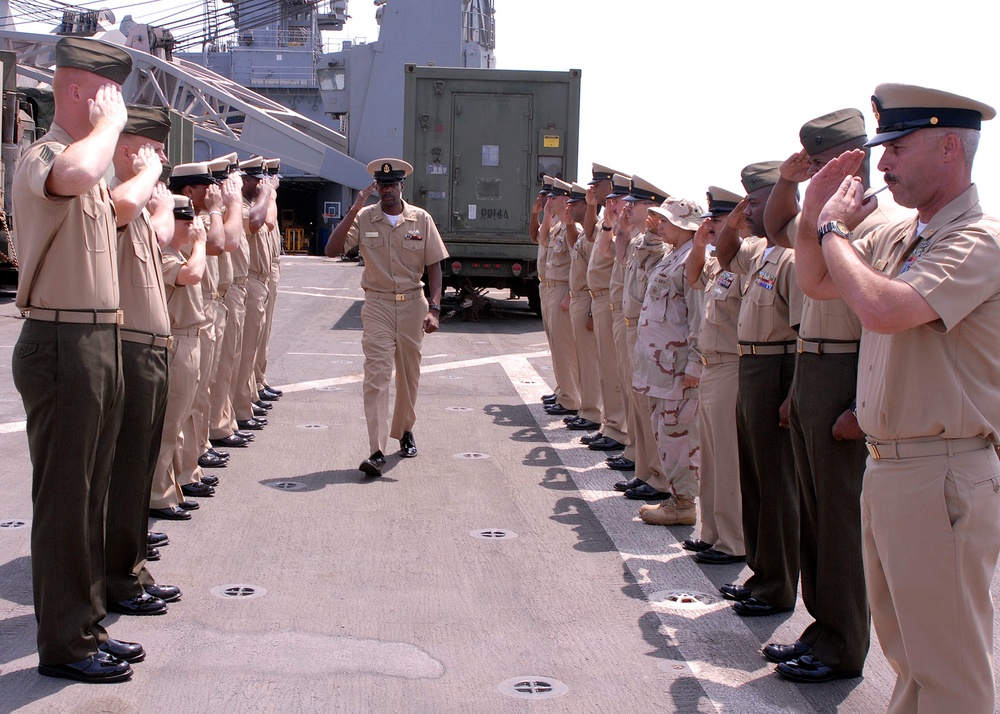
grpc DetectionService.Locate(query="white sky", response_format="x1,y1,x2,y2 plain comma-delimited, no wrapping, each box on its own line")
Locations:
14,0,1000,208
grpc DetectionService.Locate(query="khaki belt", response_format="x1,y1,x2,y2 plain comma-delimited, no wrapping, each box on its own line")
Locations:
544,279,569,288
171,326,202,338
589,289,610,299
366,288,424,302
569,290,589,299
797,338,860,355
737,341,796,357
700,353,741,367
865,436,991,460
217,289,228,301
232,276,249,287
121,329,172,349
624,317,637,327
609,302,622,312
248,271,269,283
26,308,123,325
202,290,221,301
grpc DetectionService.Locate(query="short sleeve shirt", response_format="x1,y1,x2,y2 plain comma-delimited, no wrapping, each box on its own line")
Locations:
698,250,746,357
569,224,591,293
12,124,119,311
161,244,206,331
587,224,615,291
546,223,571,282
117,208,170,337
732,240,801,343
346,201,448,293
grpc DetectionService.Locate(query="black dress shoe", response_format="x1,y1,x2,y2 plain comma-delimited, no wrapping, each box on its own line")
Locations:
147,532,169,547
98,638,146,664
682,538,712,552
259,388,281,400
253,399,273,411
580,432,603,445
544,403,578,416
181,482,215,498
399,431,417,458
178,500,199,511
695,548,746,565
252,404,268,417
38,654,132,683
719,583,752,601
237,418,265,431
265,385,283,396
210,434,249,448
360,451,386,477
198,452,228,469
146,547,160,561
762,640,811,664
624,483,671,500
613,476,643,493
733,597,793,617
235,430,255,440
144,583,182,603
588,436,626,451
200,473,220,487
541,393,558,404
107,593,167,616
149,506,191,521
209,448,229,459
776,654,862,683
606,456,635,471
567,417,600,431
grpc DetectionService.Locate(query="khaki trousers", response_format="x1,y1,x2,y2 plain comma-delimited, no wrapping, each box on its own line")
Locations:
611,306,635,460
12,321,123,664
150,335,200,509
568,292,602,424
626,322,663,484
863,447,1000,714
236,277,268,420
179,302,220,486
361,295,427,455
254,260,281,388
591,293,627,443
695,359,744,556
212,282,247,439
649,393,700,499
542,281,580,410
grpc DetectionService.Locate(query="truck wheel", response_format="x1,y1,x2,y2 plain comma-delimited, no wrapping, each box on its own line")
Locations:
527,280,542,317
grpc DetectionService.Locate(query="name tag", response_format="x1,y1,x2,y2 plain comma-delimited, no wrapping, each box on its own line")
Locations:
365,232,379,238
756,271,776,290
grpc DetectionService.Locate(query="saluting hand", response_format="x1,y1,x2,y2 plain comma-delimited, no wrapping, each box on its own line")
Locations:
204,183,223,212
355,181,376,208
131,144,162,177
221,177,241,207
726,199,749,235
89,83,128,133
809,149,876,231
780,149,812,184
191,215,208,244
146,182,171,215
694,220,712,248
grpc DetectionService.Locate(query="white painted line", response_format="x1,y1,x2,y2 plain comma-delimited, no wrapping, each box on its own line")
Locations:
286,352,361,357
278,290,360,301
0,420,26,435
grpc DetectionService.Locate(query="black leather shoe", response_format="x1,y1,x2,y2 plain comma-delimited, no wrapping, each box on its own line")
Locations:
624,483,671,501
149,506,191,521
146,547,160,561
252,404,268,417
178,500,199,511
588,436,625,451
144,583,182,603
99,638,146,664
210,434,249,448
613,477,643,493
198,452,228,469
235,430,255,440
237,418,265,431
606,456,635,471
541,393,558,404
695,548,746,565
544,403,578,416
147,532,169,547
733,597,793,617
38,654,132,683
360,451,386,478
580,432,603,445
776,654,862,683
719,583,752,602
181,482,215,498
762,640,811,664
200,473,220,487
265,385,283,396
253,399,273,411
259,388,281,401
567,417,600,431
399,432,417,458
682,538,712,552
209,447,229,459
107,593,167,616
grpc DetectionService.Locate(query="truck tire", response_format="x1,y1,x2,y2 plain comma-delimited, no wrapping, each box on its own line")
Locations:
527,279,542,317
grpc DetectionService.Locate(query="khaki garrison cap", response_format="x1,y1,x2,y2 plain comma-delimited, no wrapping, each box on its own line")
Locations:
624,175,670,204
650,197,705,231
741,162,782,194
239,155,267,179
173,195,196,221
701,186,743,218
123,105,171,143
800,108,866,155
608,173,632,199
55,37,132,84
567,182,588,203
588,163,619,185
866,83,996,147
170,162,217,190
367,158,413,184
548,178,573,197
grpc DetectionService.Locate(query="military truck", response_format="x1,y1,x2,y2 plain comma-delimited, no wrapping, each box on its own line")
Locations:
402,64,581,315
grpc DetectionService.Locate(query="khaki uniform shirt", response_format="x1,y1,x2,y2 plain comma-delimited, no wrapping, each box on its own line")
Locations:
624,232,667,319
569,224,591,293
732,241,802,343
12,123,119,311
634,240,704,397
854,185,1000,442
587,224,615,292
162,244,206,331
696,248,751,357
245,201,271,280
217,251,234,293
231,228,250,281
546,223,571,283
117,208,170,337
346,201,448,293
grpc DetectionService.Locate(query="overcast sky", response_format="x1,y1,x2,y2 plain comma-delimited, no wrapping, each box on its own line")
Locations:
15,0,1000,209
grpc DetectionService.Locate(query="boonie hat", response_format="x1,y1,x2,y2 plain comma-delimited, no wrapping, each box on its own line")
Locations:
650,197,705,231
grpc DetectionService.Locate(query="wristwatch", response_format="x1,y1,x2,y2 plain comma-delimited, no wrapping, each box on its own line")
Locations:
428,303,441,312
817,219,850,244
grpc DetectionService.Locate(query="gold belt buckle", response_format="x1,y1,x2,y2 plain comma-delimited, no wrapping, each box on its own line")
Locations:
395,293,406,301
866,441,881,459
116,311,124,326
